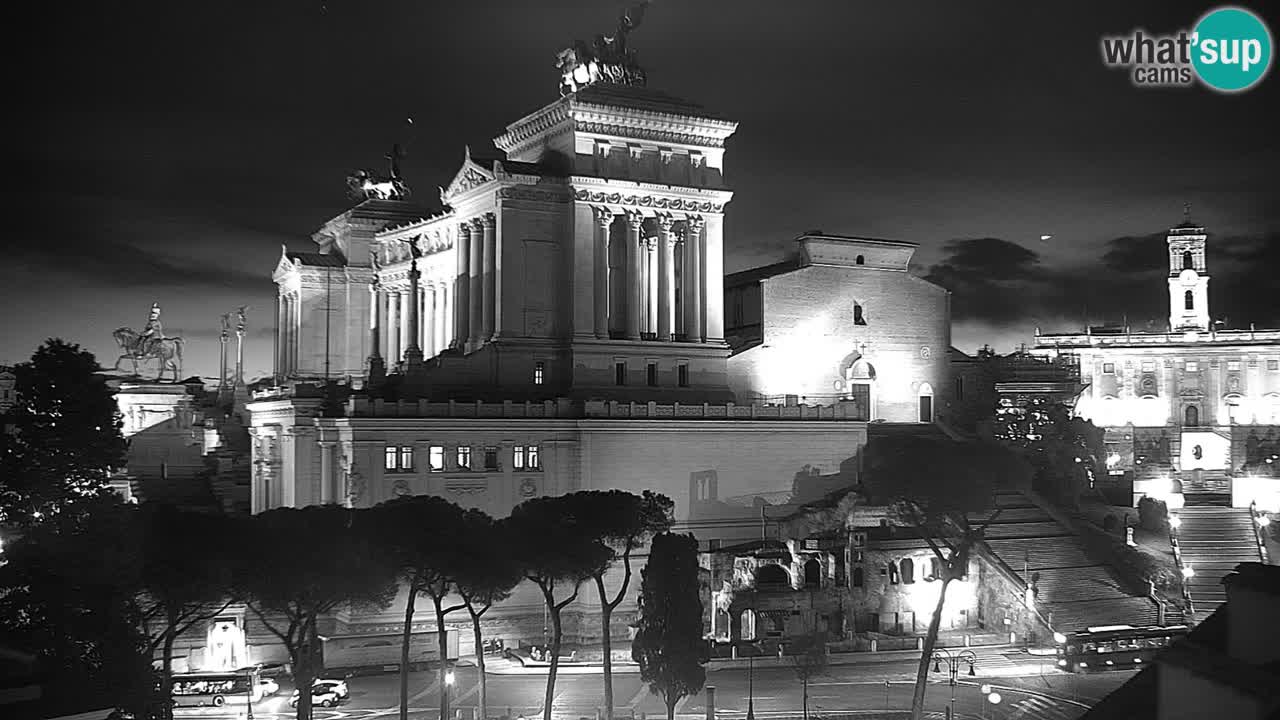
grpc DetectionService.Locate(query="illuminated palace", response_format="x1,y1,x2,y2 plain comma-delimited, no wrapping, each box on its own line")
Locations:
234,26,970,668
1035,219,1280,510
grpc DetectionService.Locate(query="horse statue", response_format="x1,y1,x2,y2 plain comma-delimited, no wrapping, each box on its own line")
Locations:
112,327,185,382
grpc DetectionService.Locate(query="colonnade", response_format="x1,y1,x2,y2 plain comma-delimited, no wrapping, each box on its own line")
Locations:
276,290,301,375
592,209,711,342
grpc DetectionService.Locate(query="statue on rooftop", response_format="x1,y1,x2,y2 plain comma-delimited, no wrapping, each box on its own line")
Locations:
557,1,650,95
112,302,185,382
346,143,411,200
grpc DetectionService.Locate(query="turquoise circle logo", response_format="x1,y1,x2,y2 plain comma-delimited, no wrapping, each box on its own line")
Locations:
1192,6,1273,92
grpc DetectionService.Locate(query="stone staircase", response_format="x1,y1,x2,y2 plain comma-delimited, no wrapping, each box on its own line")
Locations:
1175,506,1262,619
976,493,1162,632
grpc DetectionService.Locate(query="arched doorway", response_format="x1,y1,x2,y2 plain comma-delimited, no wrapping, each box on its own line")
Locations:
804,558,821,588
918,382,934,423
900,558,915,584
1184,405,1199,427
755,563,789,587
844,358,877,420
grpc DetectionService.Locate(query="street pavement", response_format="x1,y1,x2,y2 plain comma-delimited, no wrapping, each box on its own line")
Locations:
177,652,1132,720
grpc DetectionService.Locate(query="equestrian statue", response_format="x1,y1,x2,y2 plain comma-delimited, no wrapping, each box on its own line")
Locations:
113,302,185,382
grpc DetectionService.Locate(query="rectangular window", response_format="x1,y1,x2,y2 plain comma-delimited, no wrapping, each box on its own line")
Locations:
615,361,626,386
456,446,472,470
527,445,540,470
534,361,545,385
1270,359,1280,371
1186,361,1199,372
678,364,689,388
1227,360,1241,371
1103,363,1115,374
1141,361,1155,372
385,446,397,471
385,445,414,473
484,447,499,470
398,446,414,472
647,362,658,387
429,446,445,472
954,376,964,400
513,445,525,470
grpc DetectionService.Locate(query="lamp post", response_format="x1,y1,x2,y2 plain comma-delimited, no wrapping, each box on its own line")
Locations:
444,666,455,720
931,648,976,720
746,640,760,720
244,668,254,720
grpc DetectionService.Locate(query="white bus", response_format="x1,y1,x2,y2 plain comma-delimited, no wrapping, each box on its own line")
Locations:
170,669,262,708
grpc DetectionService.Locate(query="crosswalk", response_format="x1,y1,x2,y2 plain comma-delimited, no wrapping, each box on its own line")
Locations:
1001,695,1081,720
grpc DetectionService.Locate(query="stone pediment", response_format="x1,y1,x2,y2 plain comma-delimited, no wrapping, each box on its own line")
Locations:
272,245,297,281
441,147,495,203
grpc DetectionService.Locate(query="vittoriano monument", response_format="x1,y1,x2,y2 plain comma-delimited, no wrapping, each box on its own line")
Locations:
556,0,649,95
346,143,411,200
113,302,185,382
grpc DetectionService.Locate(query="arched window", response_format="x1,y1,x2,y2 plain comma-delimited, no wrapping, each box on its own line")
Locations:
1183,251,1194,270
804,559,821,588
852,567,864,588
888,563,900,585
855,254,865,265
739,609,757,641
854,304,867,326
1185,290,1194,310
755,564,788,587
1184,405,1199,427
900,558,915,584
918,382,935,423
929,557,943,581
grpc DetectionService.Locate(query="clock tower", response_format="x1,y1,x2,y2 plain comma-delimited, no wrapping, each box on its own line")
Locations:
1167,213,1209,332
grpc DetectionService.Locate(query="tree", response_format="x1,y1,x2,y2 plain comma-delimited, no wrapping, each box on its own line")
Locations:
0,495,155,718
0,339,128,527
238,506,397,720
454,513,523,720
372,496,471,720
631,532,706,720
862,435,1030,720
136,506,239,720
568,490,673,720
508,495,612,720
994,398,1103,507
790,631,829,720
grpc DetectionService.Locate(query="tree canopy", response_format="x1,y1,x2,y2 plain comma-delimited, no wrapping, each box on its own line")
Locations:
632,532,706,720
0,339,127,526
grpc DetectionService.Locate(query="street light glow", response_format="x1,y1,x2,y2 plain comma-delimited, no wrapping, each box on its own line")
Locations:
445,670,455,686
1182,565,1196,579
988,692,1002,705
1053,632,1067,644
1169,515,1182,529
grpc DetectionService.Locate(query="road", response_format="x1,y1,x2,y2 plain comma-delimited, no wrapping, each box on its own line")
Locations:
185,656,1133,720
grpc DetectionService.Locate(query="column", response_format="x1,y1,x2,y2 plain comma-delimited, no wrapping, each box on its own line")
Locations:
455,223,471,348
289,293,299,373
481,213,497,340
424,285,437,357
319,442,335,505
703,214,725,342
387,291,400,363
368,284,382,359
441,284,452,351
683,217,704,342
399,289,413,362
626,212,643,341
593,207,612,338
468,218,483,347
276,292,286,376
646,238,659,335
405,260,422,364
657,215,676,341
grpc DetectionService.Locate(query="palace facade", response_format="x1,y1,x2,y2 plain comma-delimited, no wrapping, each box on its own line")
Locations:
1034,221,1280,508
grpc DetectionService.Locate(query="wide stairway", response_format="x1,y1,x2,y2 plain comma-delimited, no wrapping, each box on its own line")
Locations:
979,493,1162,632
1175,506,1262,619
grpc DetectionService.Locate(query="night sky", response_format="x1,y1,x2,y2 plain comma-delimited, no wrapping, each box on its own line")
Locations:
8,1,1279,382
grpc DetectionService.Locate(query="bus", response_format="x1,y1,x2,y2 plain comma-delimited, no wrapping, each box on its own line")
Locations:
170,669,263,708
1054,624,1189,672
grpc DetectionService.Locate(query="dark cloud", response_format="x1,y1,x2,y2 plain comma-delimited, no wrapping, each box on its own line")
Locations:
4,235,266,292
926,231,1280,332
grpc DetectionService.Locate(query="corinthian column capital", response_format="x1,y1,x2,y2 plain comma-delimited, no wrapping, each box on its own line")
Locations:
656,213,677,234
626,210,645,232
592,205,614,228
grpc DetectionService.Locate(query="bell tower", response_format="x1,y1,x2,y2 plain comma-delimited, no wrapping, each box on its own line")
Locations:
1166,207,1209,332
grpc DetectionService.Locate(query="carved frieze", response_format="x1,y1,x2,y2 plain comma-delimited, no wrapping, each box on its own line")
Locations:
498,186,570,203
574,121,727,148
573,189,723,213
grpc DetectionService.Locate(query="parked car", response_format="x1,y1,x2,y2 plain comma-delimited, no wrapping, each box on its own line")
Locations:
290,685,340,709
313,677,349,700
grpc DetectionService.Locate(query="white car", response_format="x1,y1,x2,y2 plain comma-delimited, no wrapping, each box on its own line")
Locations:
313,678,349,700
257,677,280,696
290,685,340,708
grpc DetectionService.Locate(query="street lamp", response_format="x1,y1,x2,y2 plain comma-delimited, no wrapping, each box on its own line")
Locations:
443,666,455,720
745,640,760,720
931,648,977,720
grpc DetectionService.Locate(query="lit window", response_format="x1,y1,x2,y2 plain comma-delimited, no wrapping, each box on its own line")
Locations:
399,446,414,472
647,363,658,387
1186,361,1199,372
615,361,626,386
513,445,541,470
429,446,445,472
528,445,540,470
678,364,689,388
534,361,545,385
456,446,472,470
1141,361,1155,372
513,445,525,470
1103,363,1115,374
1227,360,1241,371
385,445,414,473
385,446,397,471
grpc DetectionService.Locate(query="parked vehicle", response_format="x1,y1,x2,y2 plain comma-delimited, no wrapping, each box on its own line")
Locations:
291,685,341,709
313,677,349,700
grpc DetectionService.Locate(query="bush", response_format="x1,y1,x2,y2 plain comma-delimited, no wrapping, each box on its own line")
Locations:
1138,497,1168,532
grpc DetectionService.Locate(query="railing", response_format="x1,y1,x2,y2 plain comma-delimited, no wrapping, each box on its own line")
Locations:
1250,500,1271,564
342,397,870,421
1168,516,1195,616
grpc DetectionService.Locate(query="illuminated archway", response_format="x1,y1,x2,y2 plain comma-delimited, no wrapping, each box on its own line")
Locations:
843,356,877,420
